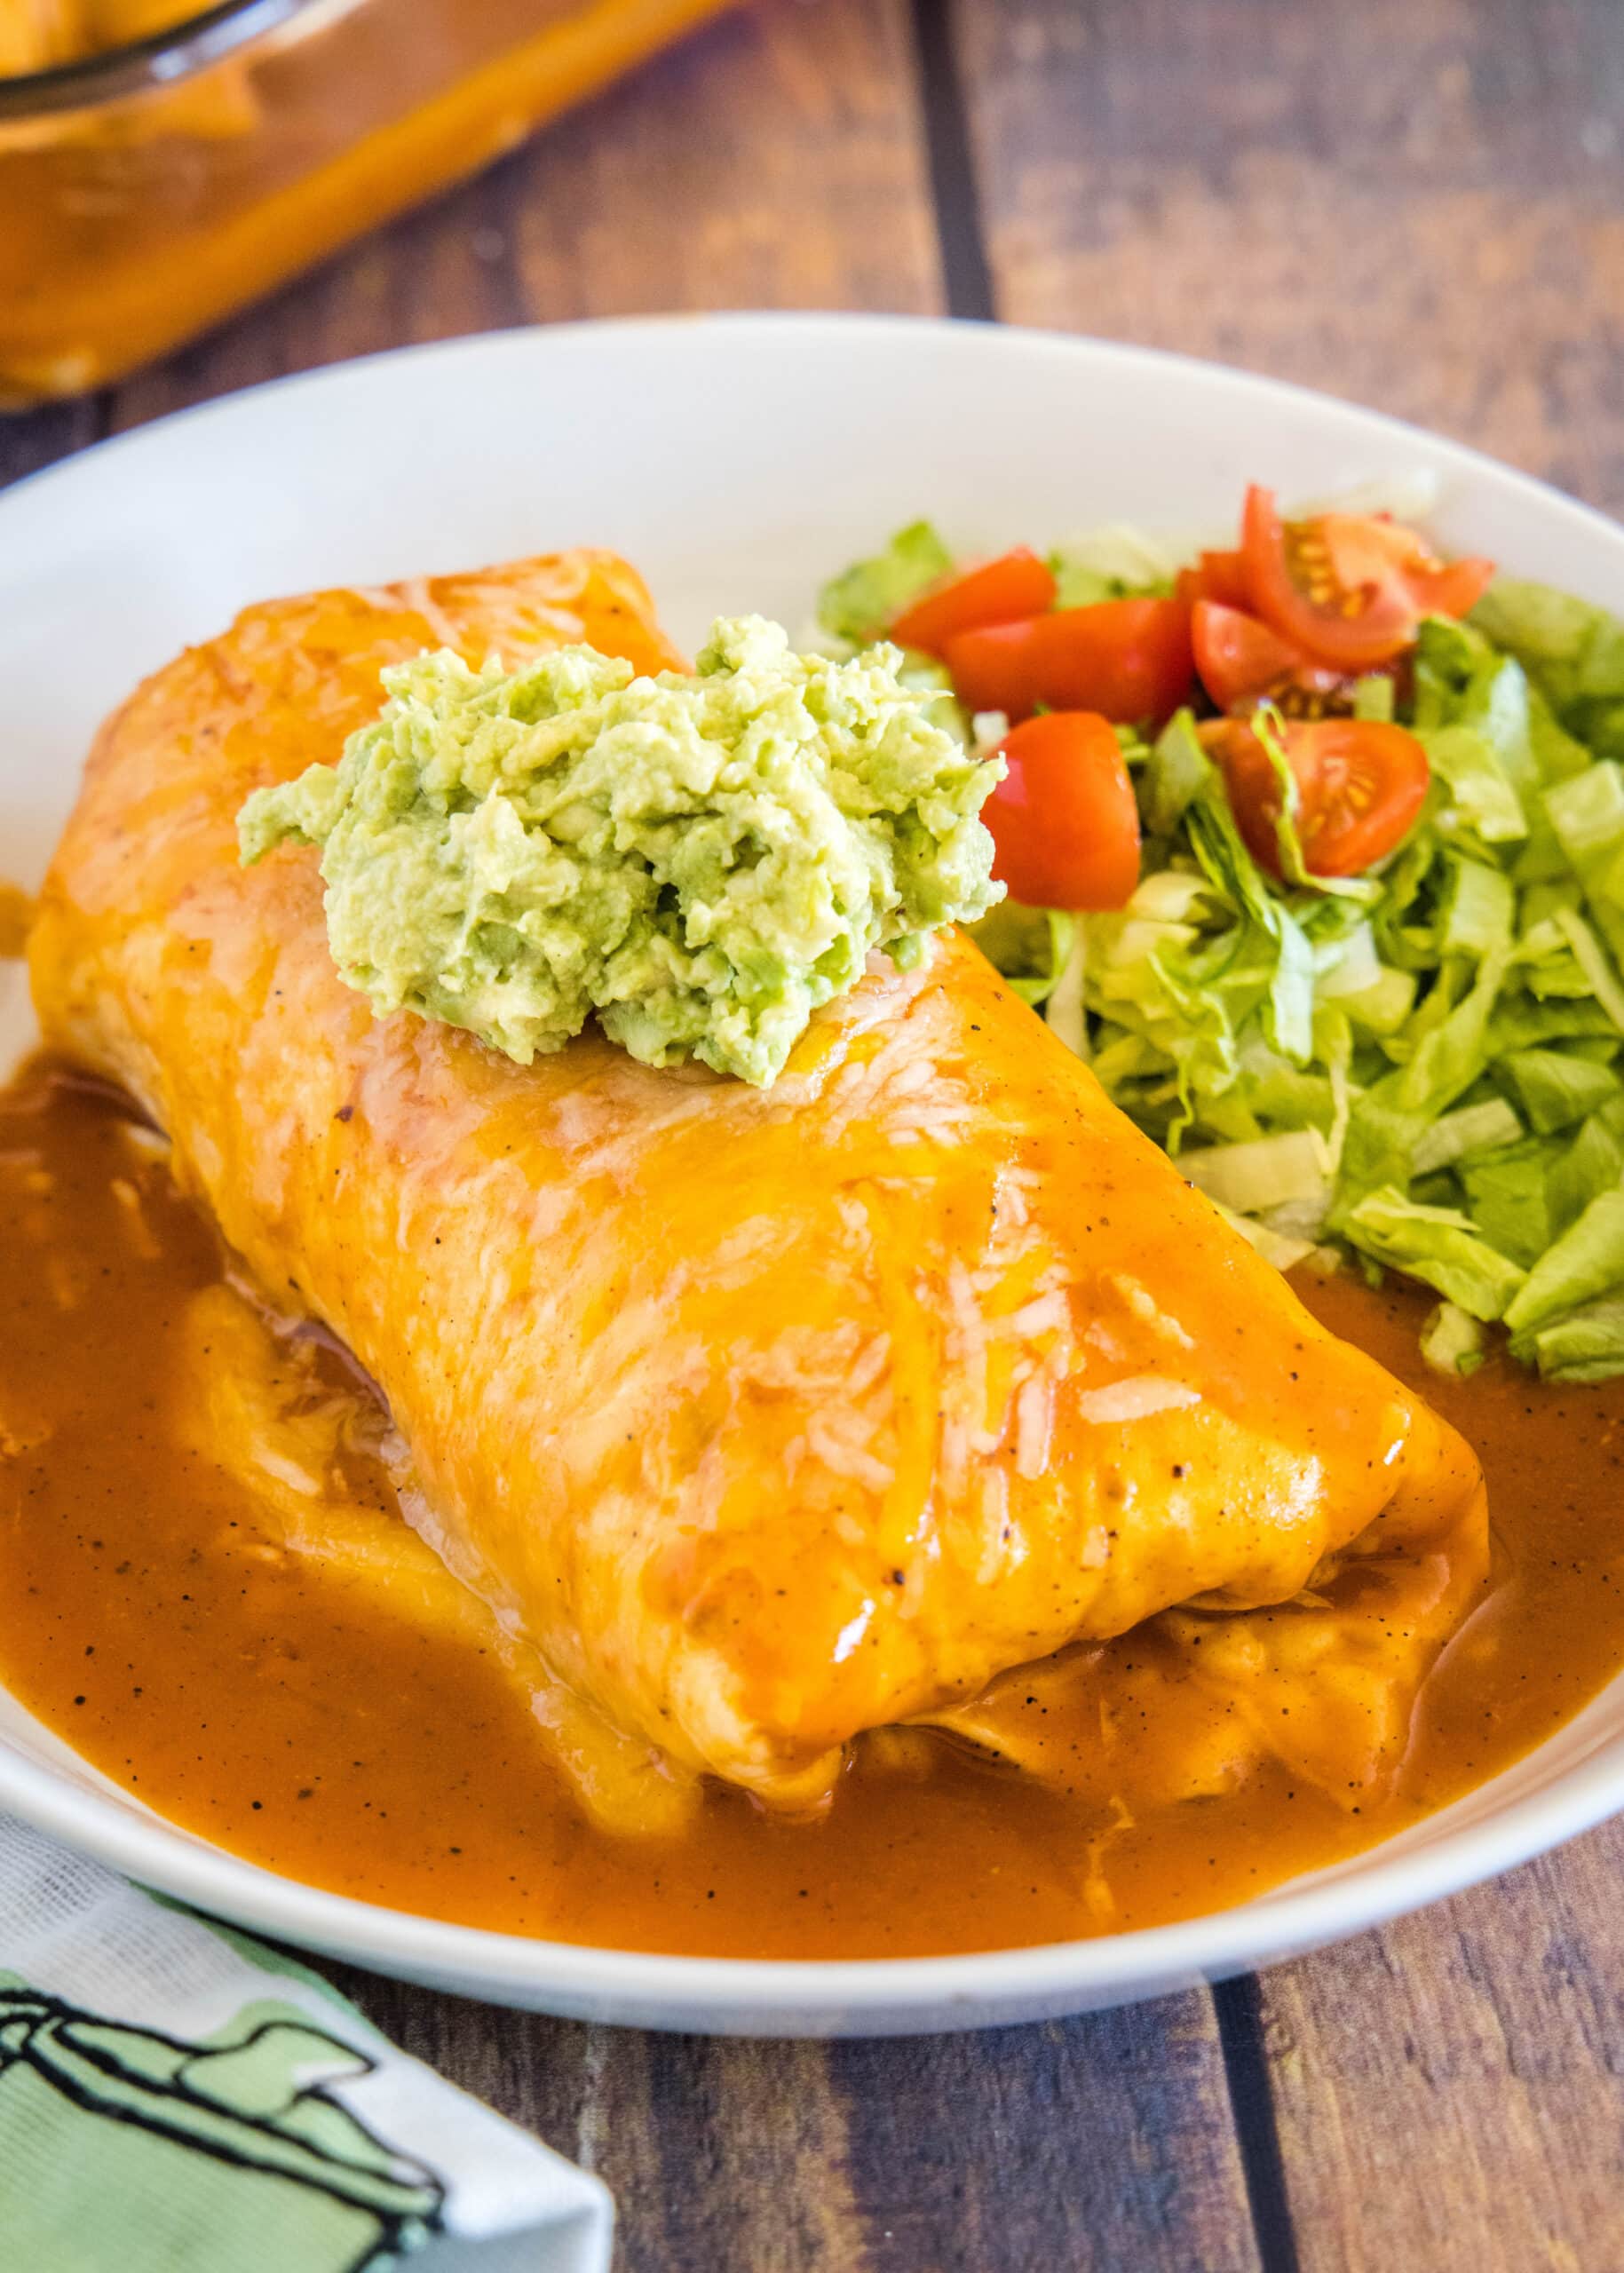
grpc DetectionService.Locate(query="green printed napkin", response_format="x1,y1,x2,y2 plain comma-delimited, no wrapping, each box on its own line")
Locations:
0,1812,612,2272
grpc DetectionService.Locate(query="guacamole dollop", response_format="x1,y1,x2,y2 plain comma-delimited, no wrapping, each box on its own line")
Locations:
238,615,1003,1087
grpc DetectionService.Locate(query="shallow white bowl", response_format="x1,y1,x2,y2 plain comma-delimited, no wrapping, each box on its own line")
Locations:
4,314,1624,2035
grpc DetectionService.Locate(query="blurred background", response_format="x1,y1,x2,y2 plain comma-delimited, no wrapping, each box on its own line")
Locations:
4,0,1622,516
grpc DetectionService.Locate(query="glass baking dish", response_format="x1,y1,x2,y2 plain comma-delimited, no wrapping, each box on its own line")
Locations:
0,0,732,408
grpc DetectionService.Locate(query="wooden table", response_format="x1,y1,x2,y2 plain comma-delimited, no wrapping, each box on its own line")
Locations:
8,2,1624,2263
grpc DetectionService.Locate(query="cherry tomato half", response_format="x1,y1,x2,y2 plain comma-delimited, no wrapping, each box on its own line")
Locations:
1414,552,1497,618
1312,511,1496,623
1203,715,1430,879
1174,548,1252,611
985,711,1142,909
890,546,1058,654
945,598,1193,726
1192,600,1349,713
1240,487,1495,673
1240,485,1417,671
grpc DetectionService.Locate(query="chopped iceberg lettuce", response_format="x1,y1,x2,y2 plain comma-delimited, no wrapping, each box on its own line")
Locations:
816,521,954,645
820,516,1624,1376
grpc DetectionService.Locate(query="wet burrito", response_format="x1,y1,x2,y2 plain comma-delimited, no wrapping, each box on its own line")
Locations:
29,551,1487,1818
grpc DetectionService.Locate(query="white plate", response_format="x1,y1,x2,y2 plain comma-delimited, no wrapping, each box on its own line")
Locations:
5,313,1624,2037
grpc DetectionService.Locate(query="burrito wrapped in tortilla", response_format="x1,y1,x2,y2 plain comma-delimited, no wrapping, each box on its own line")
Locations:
29,550,1486,1814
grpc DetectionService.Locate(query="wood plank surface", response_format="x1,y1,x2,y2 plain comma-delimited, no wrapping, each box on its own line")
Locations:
325,1967,1260,2273
1261,1826,1624,2272
0,394,100,492
7,2,1624,2266
952,0,1624,512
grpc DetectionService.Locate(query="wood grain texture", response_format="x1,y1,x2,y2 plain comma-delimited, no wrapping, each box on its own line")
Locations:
0,393,100,491
323,1967,1260,2273
827,2007,1259,2273
8,3,1624,2267
1262,1820,1624,2273
952,0,1624,512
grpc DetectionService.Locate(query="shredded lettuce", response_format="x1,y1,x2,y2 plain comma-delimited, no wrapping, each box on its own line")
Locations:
1181,1129,1330,1217
1028,578,1624,1374
1500,1048,1620,1133
1343,1188,1527,1319
1208,1197,1318,1272
1510,1295,1624,1381
1503,1187,1624,1334
823,518,1624,1378
817,521,954,645
1410,1097,1523,1176
1048,525,1182,608
1550,1101,1624,1234
968,901,1079,1008
1420,1300,1488,1378
1459,1140,1554,1268
1472,581,1624,751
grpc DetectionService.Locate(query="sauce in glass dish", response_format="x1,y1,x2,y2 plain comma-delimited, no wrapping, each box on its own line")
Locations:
2,1056,1621,1960
0,0,730,404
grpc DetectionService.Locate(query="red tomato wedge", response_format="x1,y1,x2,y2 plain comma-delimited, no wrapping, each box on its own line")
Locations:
1192,600,1346,713
1241,486,1417,670
890,547,1058,653
1312,511,1496,623
1174,549,1251,611
1414,552,1497,618
985,712,1141,909
945,598,1193,725
1204,716,1430,878
1240,487,1494,671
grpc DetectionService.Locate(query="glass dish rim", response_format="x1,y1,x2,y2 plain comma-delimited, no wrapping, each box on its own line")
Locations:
0,0,336,120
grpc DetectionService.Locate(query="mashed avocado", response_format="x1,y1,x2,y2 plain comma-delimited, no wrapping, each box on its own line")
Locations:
238,615,1003,1087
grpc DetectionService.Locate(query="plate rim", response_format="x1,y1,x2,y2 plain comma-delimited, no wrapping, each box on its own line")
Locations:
6,309,1624,2030
7,308,1624,564
5,1694,1621,2029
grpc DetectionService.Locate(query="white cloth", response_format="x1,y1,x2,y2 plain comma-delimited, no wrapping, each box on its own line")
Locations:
0,1811,613,2272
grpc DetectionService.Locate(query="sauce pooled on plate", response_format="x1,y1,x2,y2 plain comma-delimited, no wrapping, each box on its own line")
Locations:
1,1058,1620,1959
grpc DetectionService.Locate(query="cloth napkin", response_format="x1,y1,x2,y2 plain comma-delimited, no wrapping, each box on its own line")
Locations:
0,1811,613,2272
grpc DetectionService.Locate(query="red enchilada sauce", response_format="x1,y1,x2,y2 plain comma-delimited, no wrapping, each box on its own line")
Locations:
2,1056,1621,1960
